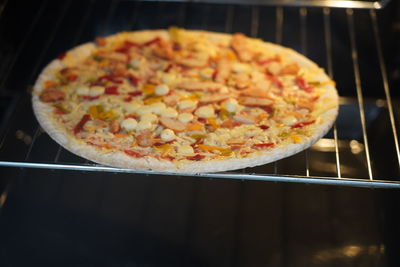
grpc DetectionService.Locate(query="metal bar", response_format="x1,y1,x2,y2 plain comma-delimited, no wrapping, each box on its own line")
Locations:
323,7,342,178
138,0,390,9
299,7,310,177
274,6,284,174
101,0,119,34
0,0,48,91
347,9,373,180
22,1,72,161
201,4,210,29
275,7,283,45
177,1,187,27
250,6,259,38
225,5,234,33
128,1,140,29
0,161,398,188
370,10,400,171
27,0,72,83
53,2,95,163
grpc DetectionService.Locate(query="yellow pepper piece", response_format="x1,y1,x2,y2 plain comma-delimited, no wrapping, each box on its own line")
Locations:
190,134,207,140
142,84,156,95
291,136,302,143
144,96,162,104
226,51,237,61
207,118,219,128
198,144,227,152
153,144,173,156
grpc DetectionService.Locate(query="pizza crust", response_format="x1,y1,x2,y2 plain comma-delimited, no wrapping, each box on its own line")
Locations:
32,30,338,173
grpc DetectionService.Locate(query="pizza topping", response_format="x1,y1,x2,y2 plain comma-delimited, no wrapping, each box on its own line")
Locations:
38,28,335,164
39,88,65,102
121,118,138,132
74,114,91,134
155,84,170,96
195,105,215,118
160,129,176,142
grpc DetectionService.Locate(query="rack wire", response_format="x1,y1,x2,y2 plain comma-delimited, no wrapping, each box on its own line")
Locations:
0,0,399,188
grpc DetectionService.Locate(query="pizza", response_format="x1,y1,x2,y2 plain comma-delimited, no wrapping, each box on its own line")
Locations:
32,28,338,173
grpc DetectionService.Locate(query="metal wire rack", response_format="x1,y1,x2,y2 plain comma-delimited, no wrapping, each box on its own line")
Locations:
0,0,399,188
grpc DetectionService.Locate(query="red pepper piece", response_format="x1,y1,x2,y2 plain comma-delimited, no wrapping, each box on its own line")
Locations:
105,86,119,95
266,74,284,89
198,118,207,123
66,74,78,82
128,91,143,97
295,76,313,93
259,125,270,130
291,120,315,129
143,37,161,46
257,58,277,65
153,140,175,146
126,74,140,86
124,150,146,158
57,52,67,60
164,64,173,72
125,114,137,119
82,96,100,101
186,154,205,161
74,114,91,134
115,40,140,53
123,96,132,102
262,106,273,113
252,142,275,149
212,69,218,81
99,74,123,84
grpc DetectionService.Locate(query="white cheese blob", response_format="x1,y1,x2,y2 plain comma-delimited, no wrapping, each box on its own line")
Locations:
282,116,297,126
200,68,214,80
136,120,152,131
163,107,178,118
123,102,142,114
219,86,229,94
232,62,250,73
161,73,176,85
136,105,154,116
178,113,194,123
195,105,215,118
177,145,194,155
121,118,137,132
129,58,142,69
160,129,176,142
155,84,170,96
89,86,105,97
178,99,198,110
266,62,281,75
224,98,238,113
148,102,167,114
76,86,90,95
140,113,158,123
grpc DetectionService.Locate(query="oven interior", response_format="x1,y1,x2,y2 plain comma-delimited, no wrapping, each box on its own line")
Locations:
0,0,399,266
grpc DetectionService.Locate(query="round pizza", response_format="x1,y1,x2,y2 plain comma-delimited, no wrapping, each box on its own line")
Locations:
32,28,338,173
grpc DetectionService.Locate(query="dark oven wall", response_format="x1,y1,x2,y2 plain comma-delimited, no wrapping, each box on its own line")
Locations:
0,0,399,266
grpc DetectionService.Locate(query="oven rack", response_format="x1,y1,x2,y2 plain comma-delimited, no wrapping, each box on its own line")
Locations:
0,0,399,188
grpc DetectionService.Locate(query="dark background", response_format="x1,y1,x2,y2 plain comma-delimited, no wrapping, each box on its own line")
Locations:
0,0,399,266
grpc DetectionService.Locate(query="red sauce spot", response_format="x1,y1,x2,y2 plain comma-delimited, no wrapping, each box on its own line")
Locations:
105,86,119,95
143,37,161,46
128,91,143,97
291,120,315,129
123,96,132,102
124,150,146,158
252,143,275,149
259,125,270,130
82,96,100,101
186,154,205,161
66,74,78,82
